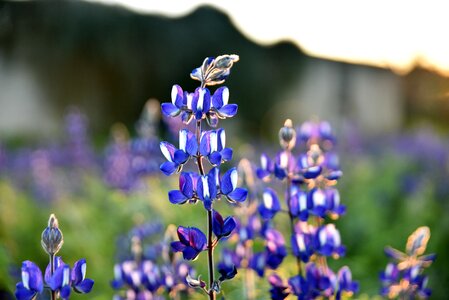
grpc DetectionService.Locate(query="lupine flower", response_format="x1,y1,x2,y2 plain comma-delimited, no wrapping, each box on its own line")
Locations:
211,87,238,120
217,264,237,282
15,261,43,300
196,168,218,210
71,259,94,294
200,129,233,166
291,223,315,263
258,188,281,220
249,252,267,277
212,210,237,240
171,226,207,260
168,172,198,205
336,266,359,298
256,153,275,181
315,224,345,258
265,229,288,269
308,188,327,218
47,263,72,299
160,129,197,176
161,85,186,118
289,188,309,221
220,167,248,204
288,263,333,299
268,273,290,300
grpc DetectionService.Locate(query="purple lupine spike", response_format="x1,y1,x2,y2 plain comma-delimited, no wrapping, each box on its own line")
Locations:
15,261,44,300
71,259,94,294
220,167,247,203
258,188,281,220
212,210,237,240
171,226,207,261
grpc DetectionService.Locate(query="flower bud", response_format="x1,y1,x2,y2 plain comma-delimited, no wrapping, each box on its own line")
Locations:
41,214,63,256
279,119,296,150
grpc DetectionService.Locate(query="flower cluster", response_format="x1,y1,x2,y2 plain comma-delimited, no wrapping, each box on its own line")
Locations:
15,214,94,300
159,55,247,299
255,119,358,299
103,100,162,191
380,226,436,299
112,223,196,299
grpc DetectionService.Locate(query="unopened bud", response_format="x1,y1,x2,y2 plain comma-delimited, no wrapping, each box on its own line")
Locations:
41,214,63,256
215,54,239,69
279,119,296,150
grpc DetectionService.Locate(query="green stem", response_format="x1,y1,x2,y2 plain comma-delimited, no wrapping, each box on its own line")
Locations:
50,254,57,300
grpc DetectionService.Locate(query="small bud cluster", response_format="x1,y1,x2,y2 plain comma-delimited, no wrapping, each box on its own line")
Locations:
112,222,196,299
380,226,436,299
15,214,94,300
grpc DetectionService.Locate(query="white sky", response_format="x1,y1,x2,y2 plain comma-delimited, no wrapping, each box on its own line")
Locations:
88,0,449,75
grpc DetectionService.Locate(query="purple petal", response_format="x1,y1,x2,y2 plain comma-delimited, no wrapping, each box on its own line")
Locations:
189,227,207,251
221,168,237,195
179,172,194,198
15,282,37,300
161,103,180,117
71,259,86,284
160,161,177,176
160,142,176,162
173,149,189,165
171,84,184,107
181,111,193,124
182,247,199,261
209,151,222,166
217,104,238,118
176,226,190,245
171,241,186,252
221,148,233,161
168,190,188,204
23,261,44,293
227,188,247,202
200,131,211,156
73,279,94,294
44,257,63,285
222,216,237,237
60,285,71,299
212,86,228,109
185,134,198,156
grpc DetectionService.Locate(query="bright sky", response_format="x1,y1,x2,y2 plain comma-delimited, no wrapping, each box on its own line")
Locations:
88,0,449,75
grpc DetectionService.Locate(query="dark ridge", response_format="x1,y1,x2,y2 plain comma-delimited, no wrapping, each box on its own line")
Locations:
0,0,306,136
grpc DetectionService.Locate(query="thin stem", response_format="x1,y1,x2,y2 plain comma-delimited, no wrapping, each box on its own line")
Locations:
49,254,57,300
195,119,215,299
285,150,302,275
207,209,216,300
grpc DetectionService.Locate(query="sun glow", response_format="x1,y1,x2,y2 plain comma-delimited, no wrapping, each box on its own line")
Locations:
86,0,449,75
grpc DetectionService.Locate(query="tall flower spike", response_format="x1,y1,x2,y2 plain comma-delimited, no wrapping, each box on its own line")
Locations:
41,214,63,256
